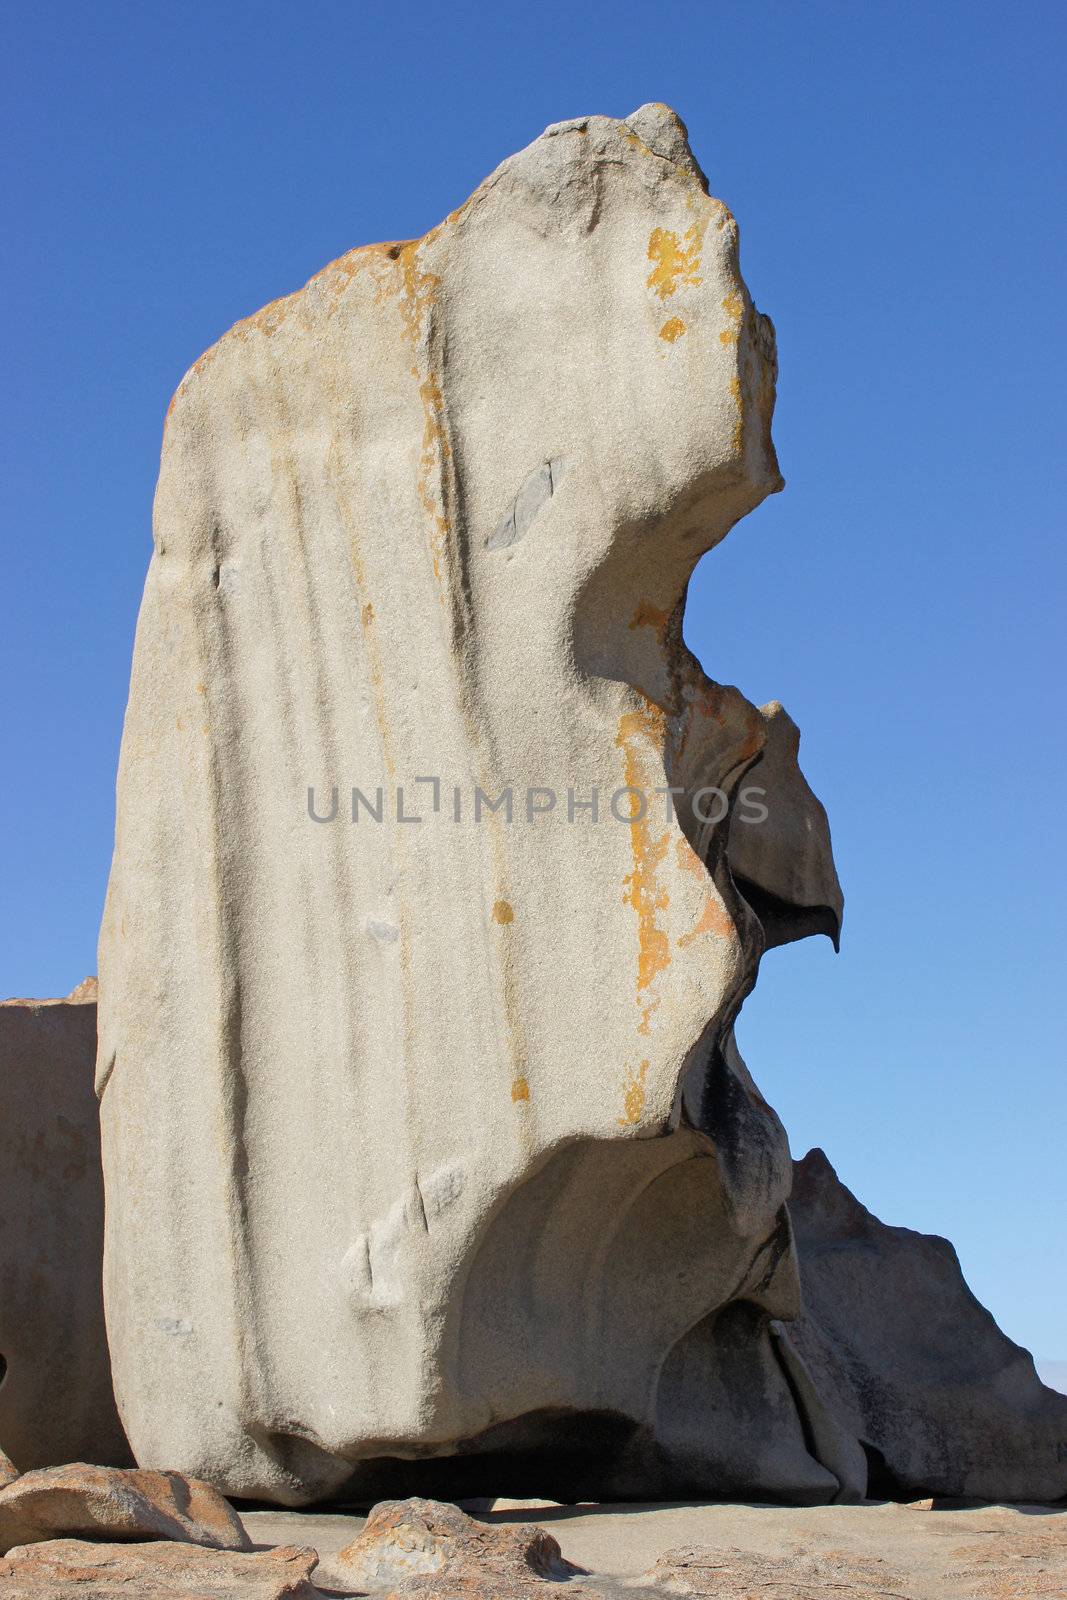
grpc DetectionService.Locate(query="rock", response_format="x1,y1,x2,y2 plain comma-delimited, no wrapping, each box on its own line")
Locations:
646,1541,910,1597
726,701,843,949
0,1462,251,1554
789,1147,1067,1502
97,101,847,1506
0,983,130,1470
486,1497,569,1512
334,1497,580,1594
0,1448,18,1487
0,1538,320,1598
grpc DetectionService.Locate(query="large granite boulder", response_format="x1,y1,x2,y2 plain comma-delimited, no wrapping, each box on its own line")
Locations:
790,1148,1067,1503
0,984,129,1471
97,103,851,1505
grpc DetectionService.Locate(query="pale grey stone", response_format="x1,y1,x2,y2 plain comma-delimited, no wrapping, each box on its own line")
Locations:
97,103,809,1506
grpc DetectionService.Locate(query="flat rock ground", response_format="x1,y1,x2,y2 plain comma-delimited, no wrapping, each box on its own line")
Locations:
242,1498,1067,1598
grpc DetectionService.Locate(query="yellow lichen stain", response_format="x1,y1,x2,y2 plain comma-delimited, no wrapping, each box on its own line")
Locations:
659,317,686,343
384,240,451,589
618,1060,650,1126
646,225,704,300
511,1075,530,1103
719,290,743,346
675,836,706,879
729,374,744,455
616,702,672,1035
491,899,514,925
678,892,735,949
629,599,669,632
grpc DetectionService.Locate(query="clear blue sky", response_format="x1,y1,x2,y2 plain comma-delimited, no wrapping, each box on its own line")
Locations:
3,3,1064,1360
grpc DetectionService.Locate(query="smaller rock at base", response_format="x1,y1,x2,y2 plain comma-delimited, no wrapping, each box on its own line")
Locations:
0,1448,18,1488
0,1462,251,1554
0,1538,319,1598
334,1497,582,1591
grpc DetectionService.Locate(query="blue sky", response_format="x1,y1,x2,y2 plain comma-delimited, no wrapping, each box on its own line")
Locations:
3,2,1064,1360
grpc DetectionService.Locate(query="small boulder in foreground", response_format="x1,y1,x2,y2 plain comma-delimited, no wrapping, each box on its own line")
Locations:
0,1538,319,1598
0,1462,251,1554
334,1496,583,1592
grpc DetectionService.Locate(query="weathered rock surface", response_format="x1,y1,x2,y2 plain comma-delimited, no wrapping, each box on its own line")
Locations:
244,1499,1067,1600
0,1447,18,1487
790,1148,1067,1503
334,1497,580,1590
0,1462,251,1554
93,97,1062,1511
0,983,130,1471
645,1540,909,1596
0,1538,320,1598
97,102,849,1506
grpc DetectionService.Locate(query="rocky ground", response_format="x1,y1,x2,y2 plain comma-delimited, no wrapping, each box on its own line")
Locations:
3,1466,1063,1597
245,1497,1067,1599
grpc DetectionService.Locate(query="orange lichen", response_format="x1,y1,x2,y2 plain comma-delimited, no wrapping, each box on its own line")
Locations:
511,1076,530,1102
646,225,705,300
491,900,514,925
678,892,735,949
675,836,706,878
616,702,672,1035
659,316,686,343
729,374,744,455
387,242,451,588
618,1060,650,1126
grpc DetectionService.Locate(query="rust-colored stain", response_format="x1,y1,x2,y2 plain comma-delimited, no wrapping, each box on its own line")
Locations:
729,374,744,455
659,316,686,343
511,1075,530,1102
618,1060,649,1126
361,602,374,626
616,701,672,1036
646,225,705,300
678,892,734,948
675,837,705,878
491,899,514,925
388,241,452,588
629,599,669,632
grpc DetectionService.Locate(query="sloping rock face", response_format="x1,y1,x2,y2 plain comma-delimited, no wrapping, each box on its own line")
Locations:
96,103,840,1504
790,1148,1067,1502
0,1462,251,1554
0,985,130,1472
0,1538,320,1598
